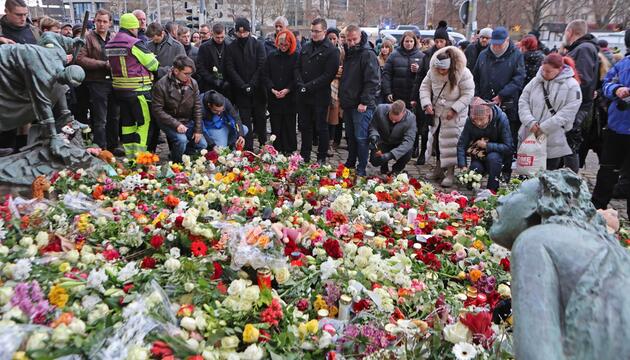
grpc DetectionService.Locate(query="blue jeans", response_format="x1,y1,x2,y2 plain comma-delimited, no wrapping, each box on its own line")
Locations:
344,107,374,176
203,125,248,147
470,151,503,191
161,123,208,163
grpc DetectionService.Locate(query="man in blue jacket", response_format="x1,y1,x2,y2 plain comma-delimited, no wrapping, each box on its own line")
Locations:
473,26,525,178
457,98,513,192
592,29,630,218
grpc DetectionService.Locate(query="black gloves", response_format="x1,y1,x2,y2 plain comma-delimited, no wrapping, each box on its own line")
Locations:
242,84,252,94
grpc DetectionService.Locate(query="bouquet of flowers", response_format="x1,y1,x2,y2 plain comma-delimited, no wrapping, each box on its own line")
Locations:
457,168,484,190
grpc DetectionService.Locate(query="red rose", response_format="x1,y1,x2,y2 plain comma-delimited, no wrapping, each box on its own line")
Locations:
141,256,157,269
352,299,371,313
151,341,174,358
190,240,208,257
123,283,135,293
322,238,343,259
500,257,510,272
102,248,120,261
150,235,164,249
205,149,219,162
210,261,223,280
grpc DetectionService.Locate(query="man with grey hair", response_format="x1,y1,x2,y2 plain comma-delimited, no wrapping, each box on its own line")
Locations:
261,15,291,55
132,9,148,41
465,27,492,71
562,19,599,172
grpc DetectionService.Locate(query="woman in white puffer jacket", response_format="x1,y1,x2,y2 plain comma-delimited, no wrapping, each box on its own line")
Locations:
518,53,582,170
419,46,474,187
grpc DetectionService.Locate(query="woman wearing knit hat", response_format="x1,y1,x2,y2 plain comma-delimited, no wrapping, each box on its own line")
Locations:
261,30,298,155
419,46,474,187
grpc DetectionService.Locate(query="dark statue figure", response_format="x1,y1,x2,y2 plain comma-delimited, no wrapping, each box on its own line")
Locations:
490,169,630,360
0,32,104,185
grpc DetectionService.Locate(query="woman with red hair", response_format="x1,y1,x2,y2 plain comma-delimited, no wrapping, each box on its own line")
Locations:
518,53,582,170
261,30,298,154
520,34,544,86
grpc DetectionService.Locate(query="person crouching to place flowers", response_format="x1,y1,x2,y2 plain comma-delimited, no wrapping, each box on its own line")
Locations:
200,90,246,149
457,97,513,192
368,100,417,175
151,55,207,163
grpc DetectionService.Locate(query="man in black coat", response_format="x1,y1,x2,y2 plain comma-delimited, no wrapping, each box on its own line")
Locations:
197,23,229,94
563,19,599,172
410,23,450,164
465,27,492,71
224,17,267,151
473,27,525,151
339,25,380,177
369,101,417,175
294,18,340,163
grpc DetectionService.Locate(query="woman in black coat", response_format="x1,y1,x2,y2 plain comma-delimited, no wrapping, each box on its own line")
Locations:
261,30,298,154
382,31,424,108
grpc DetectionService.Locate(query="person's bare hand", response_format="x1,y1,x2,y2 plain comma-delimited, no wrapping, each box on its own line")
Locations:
193,133,203,144
358,104,367,113
616,87,630,99
491,95,502,105
530,123,541,134
446,109,456,120
235,136,245,149
176,124,187,134
0,37,15,45
476,139,487,149
424,105,434,115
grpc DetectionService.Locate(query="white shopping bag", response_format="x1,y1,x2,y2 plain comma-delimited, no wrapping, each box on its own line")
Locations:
515,133,547,177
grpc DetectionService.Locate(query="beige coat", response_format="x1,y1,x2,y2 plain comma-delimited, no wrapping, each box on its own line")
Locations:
419,46,475,168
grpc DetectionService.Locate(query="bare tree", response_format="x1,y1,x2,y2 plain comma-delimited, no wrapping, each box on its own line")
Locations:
590,0,625,29
525,0,555,30
393,0,421,25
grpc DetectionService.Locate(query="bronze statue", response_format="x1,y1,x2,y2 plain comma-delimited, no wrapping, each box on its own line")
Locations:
490,169,630,360
0,32,103,185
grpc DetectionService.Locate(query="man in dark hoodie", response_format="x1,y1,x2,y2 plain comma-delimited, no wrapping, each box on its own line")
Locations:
339,25,380,177
225,17,267,151
562,19,599,172
473,26,525,176
465,27,492,71
410,20,451,164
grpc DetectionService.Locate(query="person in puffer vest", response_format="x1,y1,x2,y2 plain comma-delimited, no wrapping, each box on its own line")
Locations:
105,13,159,157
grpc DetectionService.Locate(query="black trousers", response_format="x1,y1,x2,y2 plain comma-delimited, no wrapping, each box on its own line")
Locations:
592,129,630,218
87,81,119,150
270,112,297,154
240,104,267,151
298,104,329,162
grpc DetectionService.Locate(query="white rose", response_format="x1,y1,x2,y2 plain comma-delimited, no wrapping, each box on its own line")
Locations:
273,267,290,285
169,247,181,258
65,250,80,264
443,321,473,344
318,331,333,349
241,286,260,303
357,246,373,258
19,236,34,247
81,252,96,264
344,242,358,257
227,279,250,296
52,324,72,347
26,331,49,351
3,307,25,321
221,335,240,350
69,318,86,335
0,286,12,305
186,338,200,351
240,344,264,360
88,303,110,324
195,316,207,330
126,345,149,360
0,245,8,256
164,258,181,272
184,282,195,292
25,245,38,257
36,232,49,247
181,316,197,331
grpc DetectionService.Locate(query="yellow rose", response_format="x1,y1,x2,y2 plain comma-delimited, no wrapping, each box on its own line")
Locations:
48,285,69,308
58,262,71,273
298,322,308,338
342,168,350,179
242,324,260,343
472,240,485,251
305,319,319,334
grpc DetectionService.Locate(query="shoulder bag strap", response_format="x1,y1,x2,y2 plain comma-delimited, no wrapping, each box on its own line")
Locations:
542,82,557,116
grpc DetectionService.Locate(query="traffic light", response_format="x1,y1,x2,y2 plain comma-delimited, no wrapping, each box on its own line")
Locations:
185,4,199,29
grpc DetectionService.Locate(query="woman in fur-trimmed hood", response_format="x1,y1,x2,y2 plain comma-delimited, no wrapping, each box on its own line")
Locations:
419,45,474,187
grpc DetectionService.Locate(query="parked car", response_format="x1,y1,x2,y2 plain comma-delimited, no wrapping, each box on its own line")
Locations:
380,29,465,45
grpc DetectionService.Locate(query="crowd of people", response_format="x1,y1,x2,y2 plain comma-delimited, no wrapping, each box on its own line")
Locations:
0,0,629,213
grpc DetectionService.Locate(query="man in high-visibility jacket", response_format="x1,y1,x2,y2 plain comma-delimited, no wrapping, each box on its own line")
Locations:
105,13,159,156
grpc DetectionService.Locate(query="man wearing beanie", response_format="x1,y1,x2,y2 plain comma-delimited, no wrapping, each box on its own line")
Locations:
410,20,451,165
592,28,630,219
473,26,525,179
105,13,159,157
225,17,267,151
465,27,492,71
